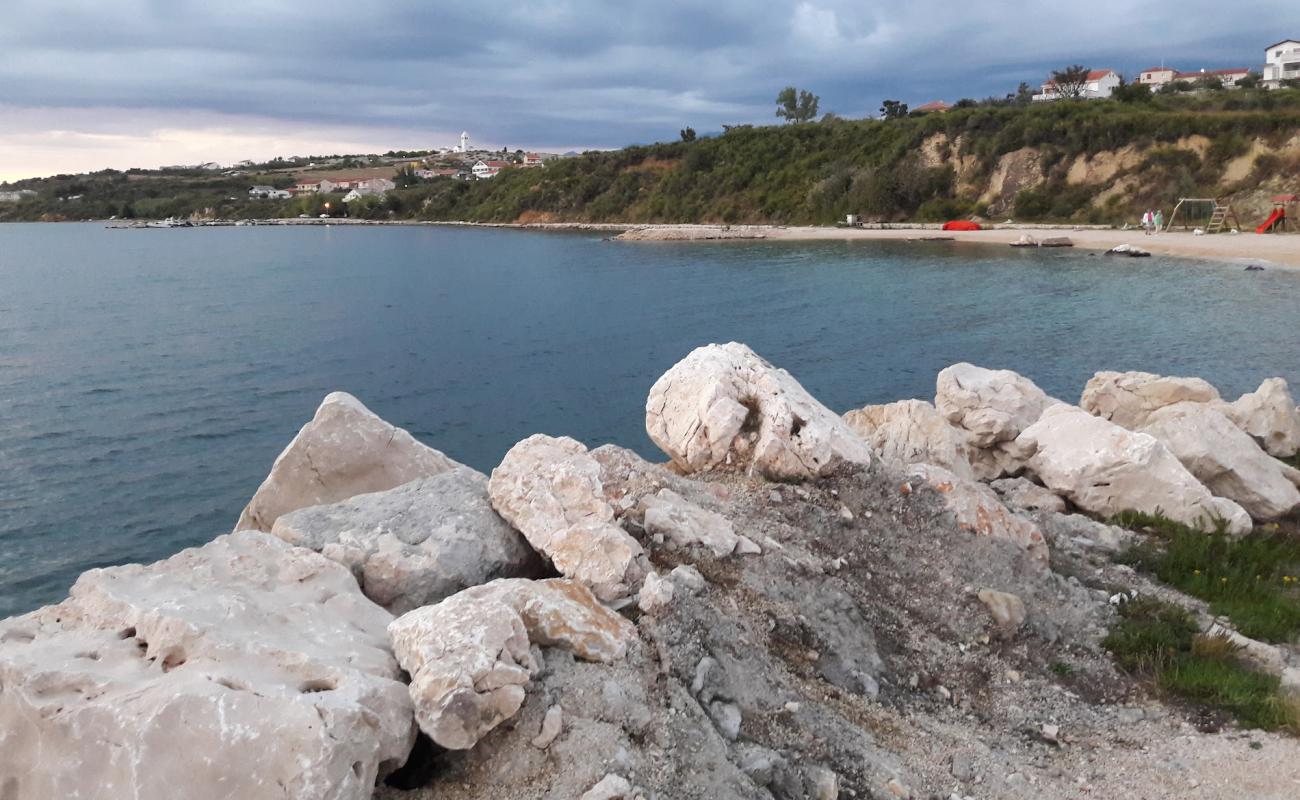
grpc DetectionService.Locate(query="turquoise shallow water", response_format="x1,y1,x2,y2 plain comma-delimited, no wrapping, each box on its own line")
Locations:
1,222,1297,617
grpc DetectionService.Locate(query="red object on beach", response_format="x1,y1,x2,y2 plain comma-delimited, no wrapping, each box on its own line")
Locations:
942,220,981,231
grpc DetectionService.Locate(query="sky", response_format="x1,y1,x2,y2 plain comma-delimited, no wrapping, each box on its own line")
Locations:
0,1,1290,181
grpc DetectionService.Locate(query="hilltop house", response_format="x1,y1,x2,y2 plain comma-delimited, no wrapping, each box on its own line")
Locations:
913,101,951,114
1142,67,1252,88
414,168,460,179
1033,69,1120,101
1264,39,1300,87
521,152,545,167
1137,67,1177,87
472,160,510,179
249,185,291,200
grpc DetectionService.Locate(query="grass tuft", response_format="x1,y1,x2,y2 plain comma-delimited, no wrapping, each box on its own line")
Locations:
1112,511,1300,643
1102,597,1300,732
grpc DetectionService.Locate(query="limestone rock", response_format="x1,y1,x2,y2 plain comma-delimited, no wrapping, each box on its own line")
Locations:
580,774,633,800
1217,378,1300,458
1017,404,1251,534
906,464,1049,563
639,572,675,614
0,531,415,800
1141,403,1300,520
990,477,1066,514
235,392,462,532
1080,370,1221,429
935,363,1054,449
645,342,872,480
1039,512,1132,553
489,435,647,601
388,578,635,750
641,488,760,557
271,468,540,614
977,589,1027,631
843,399,975,480
531,704,564,749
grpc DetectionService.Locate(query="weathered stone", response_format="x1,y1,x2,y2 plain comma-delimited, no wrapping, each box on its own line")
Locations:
669,564,707,594
236,392,462,532
1080,370,1221,430
843,399,975,480
1205,624,1285,676
0,531,415,800
990,477,1066,514
531,704,564,749
388,578,635,750
1017,404,1251,535
977,589,1027,631
1216,378,1300,458
1039,512,1132,553
1141,403,1300,520
580,774,633,800
639,572,675,614
907,464,1049,563
645,342,873,480
641,488,759,557
935,363,1054,449
271,468,540,614
489,435,647,601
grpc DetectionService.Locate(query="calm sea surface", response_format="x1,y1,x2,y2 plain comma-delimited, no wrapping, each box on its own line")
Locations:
2,222,1297,616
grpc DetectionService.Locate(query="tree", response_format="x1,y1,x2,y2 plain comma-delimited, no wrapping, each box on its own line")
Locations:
680,127,697,142
1194,75,1224,91
1237,71,1262,90
1049,65,1091,99
879,99,908,120
1013,82,1035,106
775,86,820,123
1111,79,1152,103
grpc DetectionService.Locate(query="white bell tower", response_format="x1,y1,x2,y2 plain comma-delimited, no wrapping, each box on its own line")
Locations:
458,131,470,153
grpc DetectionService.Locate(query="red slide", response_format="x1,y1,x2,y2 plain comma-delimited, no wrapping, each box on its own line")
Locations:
1256,208,1285,234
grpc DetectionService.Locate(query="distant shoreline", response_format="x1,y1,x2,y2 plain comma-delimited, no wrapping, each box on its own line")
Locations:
74,218,1300,271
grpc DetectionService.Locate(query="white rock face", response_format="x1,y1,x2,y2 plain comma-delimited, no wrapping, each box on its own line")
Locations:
236,392,462,532
906,464,1049,563
0,531,415,800
489,435,647,602
1141,403,1300,521
1217,378,1300,458
645,342,873,480
642,488,760,557
388,578,636,750
934,363,1054,479
843,399,975,480
639,571,676,614
271,468,540,614
1079,370,1221,429
1017,404,1251,534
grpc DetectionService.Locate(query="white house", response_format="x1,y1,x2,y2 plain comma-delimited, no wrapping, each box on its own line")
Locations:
249,185,291,199
472,160,501,179
0,189,36,203
1033,69,1121,101
357,177,396,193
1264,39,1300,87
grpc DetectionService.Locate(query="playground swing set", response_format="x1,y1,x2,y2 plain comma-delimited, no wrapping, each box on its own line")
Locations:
1162,196,1295,234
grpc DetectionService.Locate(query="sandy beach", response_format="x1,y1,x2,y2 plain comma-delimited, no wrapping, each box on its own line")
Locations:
600,223,1300,269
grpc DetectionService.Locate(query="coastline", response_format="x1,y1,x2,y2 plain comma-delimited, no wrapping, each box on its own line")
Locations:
91,217,1300,270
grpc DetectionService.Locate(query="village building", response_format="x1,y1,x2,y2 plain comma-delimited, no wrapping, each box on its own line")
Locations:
521,152,546,167
1137,67,1177,87
913,101,951,114
1033,69,1120,101
472,160,511,179
248,185,291,200
1263,39,1300,88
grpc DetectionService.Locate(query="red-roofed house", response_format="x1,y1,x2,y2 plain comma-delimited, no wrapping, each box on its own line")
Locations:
1174,67,1252,87
1033,69,1121,101
914,101,951,114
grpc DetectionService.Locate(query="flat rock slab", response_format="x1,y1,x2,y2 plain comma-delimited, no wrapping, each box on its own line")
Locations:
236,391,463,532
272,468,541,614
0,531,415,800
645,342,872,480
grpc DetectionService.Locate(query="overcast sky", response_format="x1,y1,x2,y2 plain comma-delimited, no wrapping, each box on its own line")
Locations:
0,1,1288,181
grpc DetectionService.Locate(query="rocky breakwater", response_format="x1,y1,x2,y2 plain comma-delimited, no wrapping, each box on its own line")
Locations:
4,346,1300,799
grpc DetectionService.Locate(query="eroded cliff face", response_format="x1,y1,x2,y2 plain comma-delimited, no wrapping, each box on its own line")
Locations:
915,131,1300,221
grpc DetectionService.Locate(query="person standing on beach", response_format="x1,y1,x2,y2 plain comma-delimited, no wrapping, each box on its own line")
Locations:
1154,209,1164,234
1142,210,1152,235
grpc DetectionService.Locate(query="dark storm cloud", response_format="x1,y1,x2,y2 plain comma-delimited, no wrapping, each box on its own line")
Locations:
0,0,1290,159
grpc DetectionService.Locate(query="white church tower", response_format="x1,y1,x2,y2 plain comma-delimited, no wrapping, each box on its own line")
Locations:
457,131,470,153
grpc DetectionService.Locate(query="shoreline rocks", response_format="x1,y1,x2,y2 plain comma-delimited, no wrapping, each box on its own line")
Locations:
235,392,463,532
844,399,976,480
935,363,1055,479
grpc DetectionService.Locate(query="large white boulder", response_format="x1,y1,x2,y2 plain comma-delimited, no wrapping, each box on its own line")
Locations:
388,578,636,750
641,488,760,557
843,399,975,480
645,343,872,480
1140,403,1300,521
271,468,541,614
934,363,1054,479
906,464,1049,563
1080,370,1221,430
489,435,647,602
0,531,415,800
236,392,462,532
1216,378,1300,458
1017,404,1251,534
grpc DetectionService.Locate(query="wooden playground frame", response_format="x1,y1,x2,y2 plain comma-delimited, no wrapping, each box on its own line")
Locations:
1164,198,1241,233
